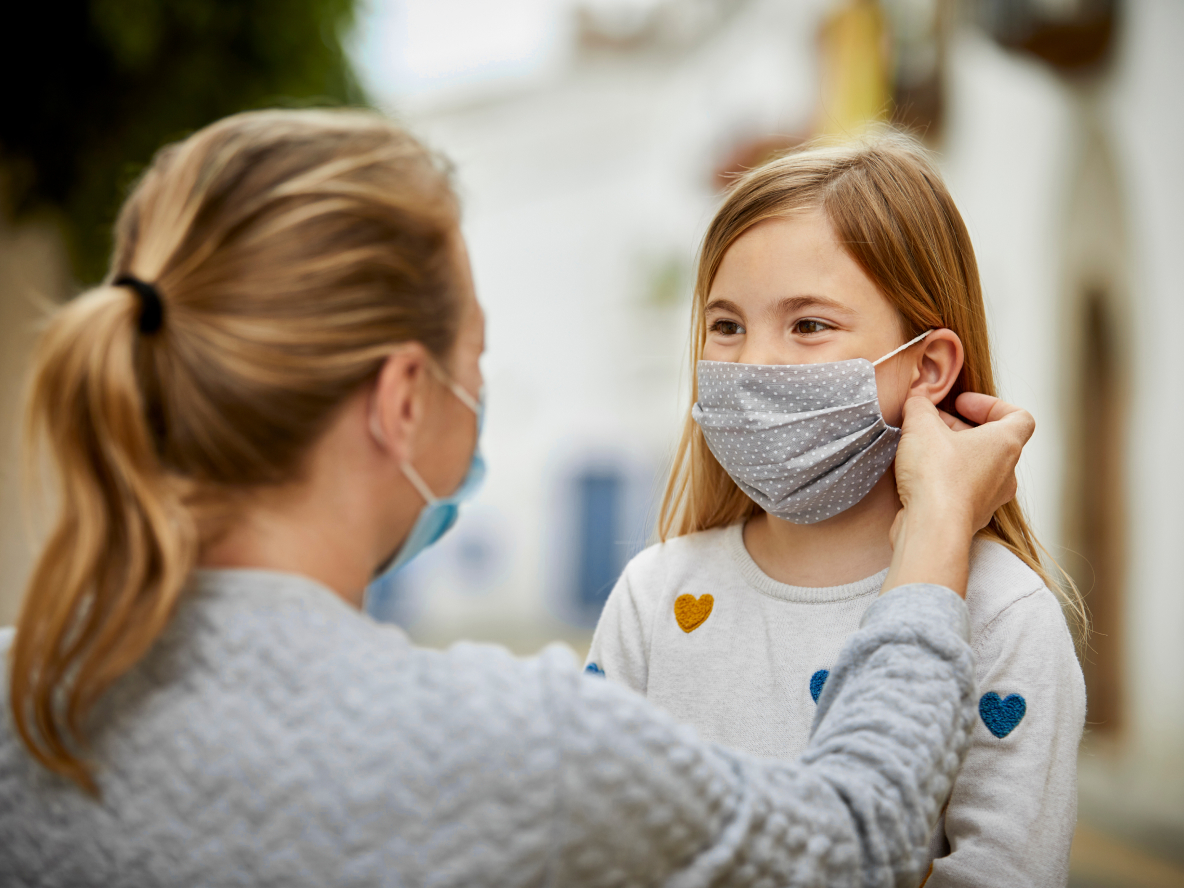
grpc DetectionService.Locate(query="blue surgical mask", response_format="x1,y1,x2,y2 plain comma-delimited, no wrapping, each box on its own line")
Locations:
366,370,485,607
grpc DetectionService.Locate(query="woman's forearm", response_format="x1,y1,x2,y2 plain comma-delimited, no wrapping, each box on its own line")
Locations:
882,505,973,596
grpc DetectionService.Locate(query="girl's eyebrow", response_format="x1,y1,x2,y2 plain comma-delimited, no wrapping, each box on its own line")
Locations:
776,295,857,316
705,297,745,316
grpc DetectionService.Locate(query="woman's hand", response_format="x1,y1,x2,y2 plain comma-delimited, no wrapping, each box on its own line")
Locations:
884,393,1036,596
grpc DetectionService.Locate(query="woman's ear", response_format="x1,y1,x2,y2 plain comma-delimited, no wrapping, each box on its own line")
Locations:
908,328,964,405
369,344,432,462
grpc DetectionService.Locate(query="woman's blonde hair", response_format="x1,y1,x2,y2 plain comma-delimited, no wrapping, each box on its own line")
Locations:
11,109,462,792
659,131,1085,634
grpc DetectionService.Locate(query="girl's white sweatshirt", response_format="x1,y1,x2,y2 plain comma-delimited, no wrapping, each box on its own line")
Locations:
586,524,1086,887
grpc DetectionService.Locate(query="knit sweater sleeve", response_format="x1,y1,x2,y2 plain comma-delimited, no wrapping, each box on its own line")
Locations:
550,584,977,887
925,588,1085,887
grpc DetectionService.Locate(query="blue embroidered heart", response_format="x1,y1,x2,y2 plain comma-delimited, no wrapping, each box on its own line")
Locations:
979,692,1026,738
810,669,829,703
585,662,606,678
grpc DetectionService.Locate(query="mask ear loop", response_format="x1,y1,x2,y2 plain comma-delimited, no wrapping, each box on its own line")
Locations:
427,359,481,415
871,329,935,367
383,356,481,508
371,407,439,506
399,460,439,506
405,360,482,505
366,360,448,507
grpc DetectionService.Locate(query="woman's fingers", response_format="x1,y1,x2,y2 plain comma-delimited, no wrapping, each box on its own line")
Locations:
952,391,996,424
901,394,944,429
995,404,1036,447
897,393,1033,534
951,394,1036,503
937,409,974,431
954,391,1036,437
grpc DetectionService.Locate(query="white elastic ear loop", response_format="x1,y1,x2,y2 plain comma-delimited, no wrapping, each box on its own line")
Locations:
399,460,438,506
369,403,439,506
871,329,935,368
428,360,480,415
373,359,475,506
446,379,480,415
369,409,440,506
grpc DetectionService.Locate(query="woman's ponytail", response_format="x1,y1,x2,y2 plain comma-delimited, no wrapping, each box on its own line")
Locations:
8,109,460,792
11,284,196,793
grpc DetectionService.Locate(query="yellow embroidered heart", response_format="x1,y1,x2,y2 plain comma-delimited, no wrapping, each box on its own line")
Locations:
674,593,714,633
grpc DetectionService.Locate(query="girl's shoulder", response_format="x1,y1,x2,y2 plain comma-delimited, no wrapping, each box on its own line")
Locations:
965,537,1069,644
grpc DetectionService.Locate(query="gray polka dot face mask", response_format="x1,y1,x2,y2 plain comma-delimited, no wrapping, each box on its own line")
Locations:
692,330,933,524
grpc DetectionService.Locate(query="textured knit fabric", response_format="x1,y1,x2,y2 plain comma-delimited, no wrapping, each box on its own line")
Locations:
0,569,976,886
693,358,899,523
586,525,1086,887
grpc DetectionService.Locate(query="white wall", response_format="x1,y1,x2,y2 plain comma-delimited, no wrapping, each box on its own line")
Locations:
1084,0,1184,833
940,28,1072,544
941,2,1184,836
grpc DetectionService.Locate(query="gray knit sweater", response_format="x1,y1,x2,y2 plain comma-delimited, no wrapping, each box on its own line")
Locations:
0,569,975,886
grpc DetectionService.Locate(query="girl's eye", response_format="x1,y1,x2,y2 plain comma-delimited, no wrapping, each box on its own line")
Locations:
710,319,744,336
793,318,832,335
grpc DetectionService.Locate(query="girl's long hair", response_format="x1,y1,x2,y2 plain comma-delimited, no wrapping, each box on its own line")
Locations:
11,109,462,793
659,130,1086,636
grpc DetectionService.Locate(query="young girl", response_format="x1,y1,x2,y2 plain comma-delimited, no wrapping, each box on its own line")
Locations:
586,133,1086,887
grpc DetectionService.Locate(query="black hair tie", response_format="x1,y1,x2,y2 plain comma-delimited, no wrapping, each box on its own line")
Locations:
115,275,165,335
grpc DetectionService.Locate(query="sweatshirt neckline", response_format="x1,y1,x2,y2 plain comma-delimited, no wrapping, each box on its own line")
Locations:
722,522,888,604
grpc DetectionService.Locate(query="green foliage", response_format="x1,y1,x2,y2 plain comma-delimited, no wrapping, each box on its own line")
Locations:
1,0,365,285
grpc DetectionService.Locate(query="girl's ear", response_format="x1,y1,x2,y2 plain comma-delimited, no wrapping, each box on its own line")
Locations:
909,328,964,405
369,344,432,462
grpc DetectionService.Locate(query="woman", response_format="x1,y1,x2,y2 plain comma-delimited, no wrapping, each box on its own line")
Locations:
0,109,1032,886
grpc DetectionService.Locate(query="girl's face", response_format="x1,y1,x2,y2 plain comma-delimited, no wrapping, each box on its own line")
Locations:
703,209,919,426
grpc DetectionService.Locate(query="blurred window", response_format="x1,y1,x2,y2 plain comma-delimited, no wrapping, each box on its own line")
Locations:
575,469,626,613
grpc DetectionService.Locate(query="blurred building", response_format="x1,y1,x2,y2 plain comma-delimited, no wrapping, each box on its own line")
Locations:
0,0,1180,881
941,2,1184,875
354,0,1184,879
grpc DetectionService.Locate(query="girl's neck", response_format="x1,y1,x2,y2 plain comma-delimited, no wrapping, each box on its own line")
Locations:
742,471,899,587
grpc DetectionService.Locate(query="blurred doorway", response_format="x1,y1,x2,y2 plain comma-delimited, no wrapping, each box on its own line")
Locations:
1060,112,1129,735
1065,289,1126,731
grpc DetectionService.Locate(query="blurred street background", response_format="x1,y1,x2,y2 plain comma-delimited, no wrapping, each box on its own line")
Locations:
1,0,1181,884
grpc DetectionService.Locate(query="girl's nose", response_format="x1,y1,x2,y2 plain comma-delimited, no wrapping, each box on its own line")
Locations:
738,333,790,367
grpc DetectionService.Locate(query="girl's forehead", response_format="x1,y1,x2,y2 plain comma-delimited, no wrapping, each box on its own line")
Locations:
707,214,888,319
